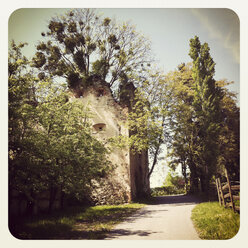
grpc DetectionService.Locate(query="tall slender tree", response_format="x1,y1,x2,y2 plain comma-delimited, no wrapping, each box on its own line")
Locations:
189,36,223,193
162,62,205,193
128,71,170,173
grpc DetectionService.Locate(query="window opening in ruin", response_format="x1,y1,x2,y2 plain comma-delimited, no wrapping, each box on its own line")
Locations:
97,89,104,97
93,123,106,132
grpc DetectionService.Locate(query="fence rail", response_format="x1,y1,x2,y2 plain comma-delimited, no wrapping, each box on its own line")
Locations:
215,169,240,213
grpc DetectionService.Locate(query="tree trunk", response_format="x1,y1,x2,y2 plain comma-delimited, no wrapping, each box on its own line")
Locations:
48,184,57,213
200,173,210,197
189,161,199,193
60,187,65,210
200,174,205,192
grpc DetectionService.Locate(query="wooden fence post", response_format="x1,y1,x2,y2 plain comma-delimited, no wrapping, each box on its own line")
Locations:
225,169,235,212
216,179,222,206
218,178,225,207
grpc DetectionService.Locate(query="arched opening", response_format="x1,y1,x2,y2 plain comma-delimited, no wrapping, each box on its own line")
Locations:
97,89,105,97
93,123,106,132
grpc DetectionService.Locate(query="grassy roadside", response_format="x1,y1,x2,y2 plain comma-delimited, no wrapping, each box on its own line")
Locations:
191,202,240,240
9,203,145,240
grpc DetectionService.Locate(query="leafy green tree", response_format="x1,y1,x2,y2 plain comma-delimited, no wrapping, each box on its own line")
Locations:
9,41,42,213
128,70,170,179
189,36,223,194
32,9,152,96
164,170,185,190
164,63,200,193
9,42,111,213
35,82,111,209
127,37,238,196
216,80,240,180
164,63,240,194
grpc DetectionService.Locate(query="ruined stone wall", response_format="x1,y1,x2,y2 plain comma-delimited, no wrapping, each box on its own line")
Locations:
119,81,150,200
77,83,132,204
73,80,150,203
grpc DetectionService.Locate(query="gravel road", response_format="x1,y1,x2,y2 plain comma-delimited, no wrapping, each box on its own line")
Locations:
106,194,201,240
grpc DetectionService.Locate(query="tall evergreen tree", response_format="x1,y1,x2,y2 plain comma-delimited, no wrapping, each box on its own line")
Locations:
189,36,223,193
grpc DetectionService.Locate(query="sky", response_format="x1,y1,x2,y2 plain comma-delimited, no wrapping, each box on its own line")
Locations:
8,8,240,187
8,8,240,95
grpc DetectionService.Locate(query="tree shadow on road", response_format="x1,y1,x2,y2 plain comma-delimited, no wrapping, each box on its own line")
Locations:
105,228,161,239
105,195,204,240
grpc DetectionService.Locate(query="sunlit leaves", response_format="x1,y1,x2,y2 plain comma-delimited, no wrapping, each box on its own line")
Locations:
9,42,111,202
127,70,169,178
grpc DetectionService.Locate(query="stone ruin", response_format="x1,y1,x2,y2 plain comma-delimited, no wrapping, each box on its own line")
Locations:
74,79,150,204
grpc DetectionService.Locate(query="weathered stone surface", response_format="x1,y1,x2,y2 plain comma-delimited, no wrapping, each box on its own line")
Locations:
75,80,150,204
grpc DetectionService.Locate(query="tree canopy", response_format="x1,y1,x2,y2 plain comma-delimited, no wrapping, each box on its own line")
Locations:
162,38,239,193
32,9,152,97
127,69,170,180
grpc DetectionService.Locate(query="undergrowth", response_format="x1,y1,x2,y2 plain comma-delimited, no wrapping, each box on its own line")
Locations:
9,203,145,240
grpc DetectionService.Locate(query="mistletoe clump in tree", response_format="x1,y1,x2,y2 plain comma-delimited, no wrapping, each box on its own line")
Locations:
32,9,152,97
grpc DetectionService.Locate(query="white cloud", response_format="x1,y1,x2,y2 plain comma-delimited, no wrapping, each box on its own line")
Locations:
191,9,240,64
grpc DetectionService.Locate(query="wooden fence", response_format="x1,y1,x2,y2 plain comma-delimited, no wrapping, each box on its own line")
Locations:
215,169,240,213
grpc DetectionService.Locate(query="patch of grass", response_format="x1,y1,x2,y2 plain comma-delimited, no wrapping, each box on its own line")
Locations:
191,202,240,240
9,203,145,240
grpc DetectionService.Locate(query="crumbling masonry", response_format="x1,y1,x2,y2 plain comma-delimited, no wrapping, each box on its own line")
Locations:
76,79,150,204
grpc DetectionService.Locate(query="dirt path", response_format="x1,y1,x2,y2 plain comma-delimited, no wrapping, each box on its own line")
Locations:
106,195,201,240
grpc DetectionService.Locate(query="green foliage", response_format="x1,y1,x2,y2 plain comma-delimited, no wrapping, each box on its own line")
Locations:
151,186,185,197
127,36,239,195
191,202,240,239
163,63,197,192
32,52,46,68
216,80,240,180
128,70,170,178
34,84,111,198
10,203,145,239
9,42,111,205
92,59,109,79
164,170,185,190
164,37,230,194
107,135,129,150
33,9,152,94
67,71,82,89
73,50,86,72
164,38,239,194
189,36,223,190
